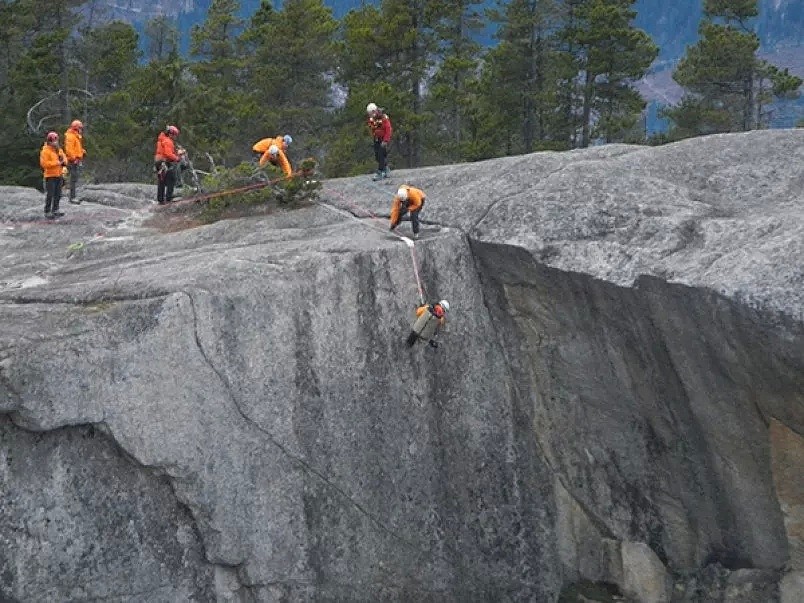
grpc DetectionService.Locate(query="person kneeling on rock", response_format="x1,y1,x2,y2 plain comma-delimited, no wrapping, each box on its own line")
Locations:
406,300,449,348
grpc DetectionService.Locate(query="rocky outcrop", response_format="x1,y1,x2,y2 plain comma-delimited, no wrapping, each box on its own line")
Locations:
0,130,802,601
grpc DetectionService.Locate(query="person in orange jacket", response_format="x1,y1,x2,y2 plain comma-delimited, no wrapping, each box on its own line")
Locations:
39,131,68,219
259,143,292,178
390,185,426,239
406,300,450,348
366,102,392,181
154,125,182,204
252,134,292,163
64,119,86,204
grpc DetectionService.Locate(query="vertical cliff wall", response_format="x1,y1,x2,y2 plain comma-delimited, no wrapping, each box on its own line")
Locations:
1,131,802,601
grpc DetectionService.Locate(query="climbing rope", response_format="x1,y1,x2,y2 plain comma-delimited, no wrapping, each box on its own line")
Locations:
152,174,290,209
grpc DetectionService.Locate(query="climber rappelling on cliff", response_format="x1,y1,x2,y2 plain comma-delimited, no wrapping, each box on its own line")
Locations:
406,300,449,348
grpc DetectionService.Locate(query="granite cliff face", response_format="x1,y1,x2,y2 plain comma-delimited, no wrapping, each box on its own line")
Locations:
1,130,802,601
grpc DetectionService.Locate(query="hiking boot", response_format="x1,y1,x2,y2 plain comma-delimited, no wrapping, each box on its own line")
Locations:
382,168,391,179
45,212,55,219
372,170,383,181
412,232,419,240
52,210,65,217
68,198,81,205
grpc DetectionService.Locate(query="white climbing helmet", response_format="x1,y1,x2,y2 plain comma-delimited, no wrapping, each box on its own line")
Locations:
283,134,293,146
268,144,279,156
366,102,378,114
397,187,408,201
439,300,450,312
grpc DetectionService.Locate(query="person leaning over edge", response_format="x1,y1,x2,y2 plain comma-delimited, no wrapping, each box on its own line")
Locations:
390,185,426,239
253,134,291,163
259,140,293,178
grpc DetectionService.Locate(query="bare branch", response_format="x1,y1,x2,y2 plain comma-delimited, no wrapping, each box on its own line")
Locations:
26,89,95,134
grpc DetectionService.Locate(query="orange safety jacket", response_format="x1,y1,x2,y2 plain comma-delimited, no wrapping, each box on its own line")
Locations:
40,143,66,178
154,131,179,163
252,137,274,154
390,185,425,229
259,147,292,177
64,127,85,164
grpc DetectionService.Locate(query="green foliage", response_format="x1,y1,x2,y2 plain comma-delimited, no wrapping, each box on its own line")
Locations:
703,0,758,22
665,0,801,139
196,161,321,223
240,0,338,164
0,0,797,189
559,0,657,147
422,0,484,162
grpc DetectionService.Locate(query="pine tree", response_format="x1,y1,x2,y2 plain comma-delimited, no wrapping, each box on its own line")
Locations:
424,0,484,163
486,0,566,154
130,18,188,157
327,4,389,176
559,0,657,147
0,0,88,186
663,0,801,138
379,0,436,168
241,0,338,163
76,21,143,180
186,0,247,161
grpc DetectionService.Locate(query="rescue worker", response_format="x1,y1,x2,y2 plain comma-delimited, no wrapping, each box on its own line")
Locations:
154,125,182,204
406,300,450,348
253,134,292,165
259,142,292,178
390,185,426,239
64,119,86,204
39,131,68,219
366,102,392,181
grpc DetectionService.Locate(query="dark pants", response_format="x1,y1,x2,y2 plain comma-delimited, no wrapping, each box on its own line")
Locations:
373,139,388,171
44,177,62,214
68,163,80,200
410,209,421,234
156,161,177,203
393,201,424,234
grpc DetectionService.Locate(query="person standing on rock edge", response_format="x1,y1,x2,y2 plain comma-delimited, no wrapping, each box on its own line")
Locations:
406,300,449,348
64,120,86,204
154,125,182,205
366,103,392,181
40,131,68,219
390,185,425,239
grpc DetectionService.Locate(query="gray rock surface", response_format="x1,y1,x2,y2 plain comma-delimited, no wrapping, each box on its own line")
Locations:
0,130,802,601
